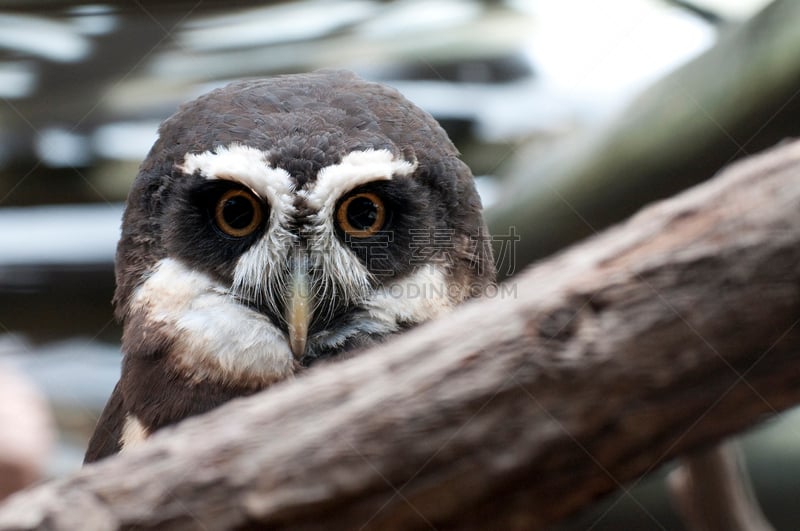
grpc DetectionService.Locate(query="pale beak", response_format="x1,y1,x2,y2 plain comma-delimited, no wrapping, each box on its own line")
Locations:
286,255,312,360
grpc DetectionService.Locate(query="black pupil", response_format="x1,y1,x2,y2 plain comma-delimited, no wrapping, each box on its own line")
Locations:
347,197,379,230
222,195,254,230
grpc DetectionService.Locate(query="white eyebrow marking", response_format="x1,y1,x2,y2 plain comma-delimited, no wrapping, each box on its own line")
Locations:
301,148,417,211
178,143,295,225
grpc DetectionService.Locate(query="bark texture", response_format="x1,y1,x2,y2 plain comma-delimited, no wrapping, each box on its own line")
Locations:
1,140,799,530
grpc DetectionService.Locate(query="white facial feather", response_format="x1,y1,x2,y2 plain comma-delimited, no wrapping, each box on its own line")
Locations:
309,265,457,352
363,265,455,328
119,415,148,452
130,258,294,383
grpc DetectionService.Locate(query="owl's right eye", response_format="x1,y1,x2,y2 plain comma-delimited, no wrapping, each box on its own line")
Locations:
213,188,264,238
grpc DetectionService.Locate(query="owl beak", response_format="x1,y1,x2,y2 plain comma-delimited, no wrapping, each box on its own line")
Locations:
286,257,312,360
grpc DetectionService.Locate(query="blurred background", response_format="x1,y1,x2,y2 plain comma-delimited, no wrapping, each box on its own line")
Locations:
0,0,799,528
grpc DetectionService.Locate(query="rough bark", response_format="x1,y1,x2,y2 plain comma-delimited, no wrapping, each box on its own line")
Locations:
1,140,800,530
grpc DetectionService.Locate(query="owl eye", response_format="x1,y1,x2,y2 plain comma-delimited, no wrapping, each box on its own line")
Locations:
336,191,387,238
213,188,264,238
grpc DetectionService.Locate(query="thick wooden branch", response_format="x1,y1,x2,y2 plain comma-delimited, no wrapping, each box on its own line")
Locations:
1,140,800,530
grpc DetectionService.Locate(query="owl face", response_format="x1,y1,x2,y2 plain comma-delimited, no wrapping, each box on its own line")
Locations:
115,71,494,389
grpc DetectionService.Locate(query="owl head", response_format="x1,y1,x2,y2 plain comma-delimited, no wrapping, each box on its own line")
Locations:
114,70,494,393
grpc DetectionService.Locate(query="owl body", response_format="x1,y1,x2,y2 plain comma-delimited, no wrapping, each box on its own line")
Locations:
85,70,494,463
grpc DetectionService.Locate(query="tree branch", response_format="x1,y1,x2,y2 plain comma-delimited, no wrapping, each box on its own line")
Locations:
1,140,800,530
668,442,774,531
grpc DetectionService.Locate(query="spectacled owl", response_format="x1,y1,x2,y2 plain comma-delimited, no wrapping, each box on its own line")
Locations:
85,70,495,463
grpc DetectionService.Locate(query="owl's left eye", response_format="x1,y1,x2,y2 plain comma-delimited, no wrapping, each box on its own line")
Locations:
213,188,264,238
336,191,387,238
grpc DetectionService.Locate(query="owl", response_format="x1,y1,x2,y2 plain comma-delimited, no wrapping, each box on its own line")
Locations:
85,70,495,462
